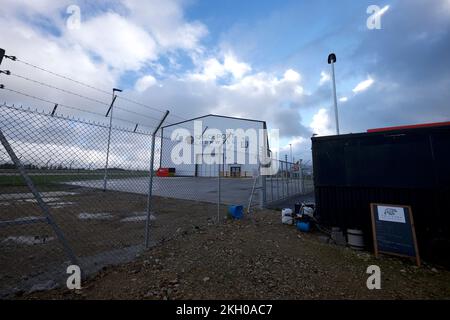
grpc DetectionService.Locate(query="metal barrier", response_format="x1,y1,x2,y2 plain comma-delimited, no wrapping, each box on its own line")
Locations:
265,160,314,205
0,103,312,296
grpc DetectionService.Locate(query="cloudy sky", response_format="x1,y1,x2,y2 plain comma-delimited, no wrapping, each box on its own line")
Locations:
1,0,449,162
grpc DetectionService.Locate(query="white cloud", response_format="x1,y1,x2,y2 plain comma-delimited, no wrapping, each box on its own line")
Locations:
135,75,157,92
283,69,301,82
319,71,331,85
310,108,334,136
153,66,308,138
0,0,309,142
281,136,307,153
224,69,303,98
0,15,117,108
2,1,208,74
352,76,375,93
190,53,251,81
189,57,225,81
122,0,207,51
339,96,348,102
66,12,158,71
223,53,251,79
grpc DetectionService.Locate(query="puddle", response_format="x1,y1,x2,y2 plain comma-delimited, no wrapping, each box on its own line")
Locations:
12,216,44,222
2,235,55,245
78,213,113,220
48,202,75,208
24,197,61,203
121,214,156,222
120,212,156,223
1,191,78,201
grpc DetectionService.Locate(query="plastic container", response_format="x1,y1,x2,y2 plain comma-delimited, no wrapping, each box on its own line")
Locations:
297,221,310,232
347,229,365,251
228,205,244,219
281,208,293,225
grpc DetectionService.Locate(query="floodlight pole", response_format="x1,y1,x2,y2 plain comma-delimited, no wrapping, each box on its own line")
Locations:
145,110,170,248
328,53,340,135
103,88,122,191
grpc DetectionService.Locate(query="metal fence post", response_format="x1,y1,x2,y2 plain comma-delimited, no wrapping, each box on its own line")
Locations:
217,159,221,223
287,161,290,197
282,161,286,199
217,136,230,223
260,174,266,209
103,94,118,191
145,111,169,248
300,160,305,194
270,173,274,202
276,161,280,200
0,128,78,266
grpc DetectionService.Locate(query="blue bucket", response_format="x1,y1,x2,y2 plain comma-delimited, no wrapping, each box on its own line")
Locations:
297,221,310,232
228,205,244,219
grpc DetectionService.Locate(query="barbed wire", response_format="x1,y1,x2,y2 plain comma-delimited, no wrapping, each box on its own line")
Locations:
1,101,293,169
2,86,156,131
12,56,189,122
6,72,183,126
1,82,208,138
0,102,152,136
1,55,288,164
9,72,110,106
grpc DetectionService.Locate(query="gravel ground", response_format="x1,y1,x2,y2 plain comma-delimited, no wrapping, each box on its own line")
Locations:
22,209,450,300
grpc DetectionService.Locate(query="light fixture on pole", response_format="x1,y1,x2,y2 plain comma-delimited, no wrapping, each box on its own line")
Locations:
328,53,340,135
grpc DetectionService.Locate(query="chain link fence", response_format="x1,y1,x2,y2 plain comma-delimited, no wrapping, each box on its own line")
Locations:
0,103,312,296
0,103,155,296
265,160,314,205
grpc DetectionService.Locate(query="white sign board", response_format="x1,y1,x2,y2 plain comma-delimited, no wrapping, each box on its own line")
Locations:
377,205,406,223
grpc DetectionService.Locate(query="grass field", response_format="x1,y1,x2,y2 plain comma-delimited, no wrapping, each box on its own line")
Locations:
0,170,149,186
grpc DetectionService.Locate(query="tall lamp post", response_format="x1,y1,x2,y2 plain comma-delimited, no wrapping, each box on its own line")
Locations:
328,53,340,135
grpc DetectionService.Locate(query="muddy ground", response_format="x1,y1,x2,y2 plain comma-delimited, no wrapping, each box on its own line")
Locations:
22,209,450,300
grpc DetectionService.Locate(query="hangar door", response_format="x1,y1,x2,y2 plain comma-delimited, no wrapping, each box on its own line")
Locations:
195,154,219,177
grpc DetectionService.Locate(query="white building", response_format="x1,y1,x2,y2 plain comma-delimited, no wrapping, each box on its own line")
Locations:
159,114,270,177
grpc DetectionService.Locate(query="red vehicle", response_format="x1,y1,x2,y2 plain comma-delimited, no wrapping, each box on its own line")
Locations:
156,168,175,177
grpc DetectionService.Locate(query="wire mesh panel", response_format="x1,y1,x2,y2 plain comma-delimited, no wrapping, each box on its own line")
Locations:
147,127,223,247
0,104,152,296
0,102,285,296
265,159,314,205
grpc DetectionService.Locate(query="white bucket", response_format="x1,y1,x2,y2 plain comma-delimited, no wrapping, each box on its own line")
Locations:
347,229,365,251
281,208,293,225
